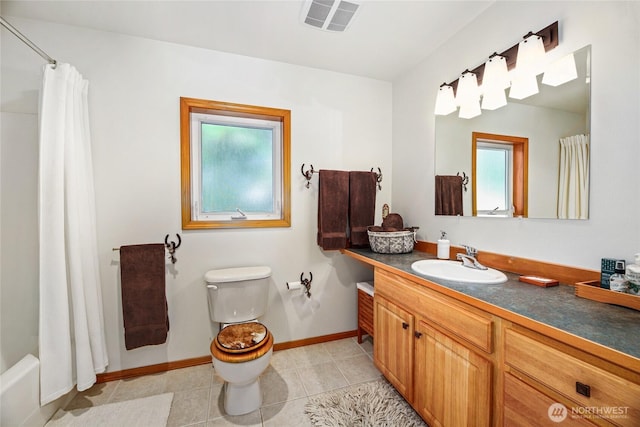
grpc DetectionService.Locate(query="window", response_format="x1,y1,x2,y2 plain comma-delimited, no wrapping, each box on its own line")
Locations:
472,132,528,217
475,142,512,216
180,97,291,229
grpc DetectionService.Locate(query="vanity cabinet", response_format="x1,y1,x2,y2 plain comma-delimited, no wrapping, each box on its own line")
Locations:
373,294,414,401
345,249,640,427
373,268,493,427
414,320,492,426
504,327,640,427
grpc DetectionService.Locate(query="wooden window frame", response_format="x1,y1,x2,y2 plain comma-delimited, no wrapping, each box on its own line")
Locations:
180,97,291,229
472,132,528,218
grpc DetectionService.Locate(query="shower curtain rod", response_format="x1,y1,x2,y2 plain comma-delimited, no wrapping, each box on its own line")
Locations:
1,16,57,67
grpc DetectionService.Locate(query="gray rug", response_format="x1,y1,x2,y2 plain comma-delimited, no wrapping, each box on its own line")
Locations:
305,379,426,427
45,393,173,427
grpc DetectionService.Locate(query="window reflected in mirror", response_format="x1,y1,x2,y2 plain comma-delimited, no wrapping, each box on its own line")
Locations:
472,132,528,217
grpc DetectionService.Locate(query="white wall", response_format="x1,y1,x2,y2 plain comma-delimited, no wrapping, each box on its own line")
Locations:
392,1,640,269
1,18,391,372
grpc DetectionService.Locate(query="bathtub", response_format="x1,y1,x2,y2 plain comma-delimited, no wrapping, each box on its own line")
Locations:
0,354,68,427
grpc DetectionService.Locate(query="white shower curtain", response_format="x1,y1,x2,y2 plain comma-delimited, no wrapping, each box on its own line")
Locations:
38,63,108,405
557,134,590,219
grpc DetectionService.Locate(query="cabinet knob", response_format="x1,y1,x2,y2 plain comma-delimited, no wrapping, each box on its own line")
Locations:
576,381,591,397
402,322,409,330
414,331,423,339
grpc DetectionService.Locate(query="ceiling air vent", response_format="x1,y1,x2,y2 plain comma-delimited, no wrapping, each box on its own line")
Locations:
302,0,361,32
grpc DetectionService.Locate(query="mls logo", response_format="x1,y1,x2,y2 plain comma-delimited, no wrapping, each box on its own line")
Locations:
548,403,568,422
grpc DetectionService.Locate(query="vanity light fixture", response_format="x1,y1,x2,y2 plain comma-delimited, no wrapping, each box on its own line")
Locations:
456,71,481,119
435,84,457,115
481,54,509,110
456,71,480,105
482,54,510,91
508,32,546,100
542,52,578,86
514,32,546,75
434,21,559,118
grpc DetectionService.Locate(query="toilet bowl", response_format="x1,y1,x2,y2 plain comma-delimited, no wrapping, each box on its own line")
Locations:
210,322,274,415
205,266,273,416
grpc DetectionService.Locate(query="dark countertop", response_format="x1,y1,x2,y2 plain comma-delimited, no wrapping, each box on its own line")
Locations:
346,248,640,361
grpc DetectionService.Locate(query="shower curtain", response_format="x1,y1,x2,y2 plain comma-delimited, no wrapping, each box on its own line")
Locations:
557,134,590,219
38,63,108,405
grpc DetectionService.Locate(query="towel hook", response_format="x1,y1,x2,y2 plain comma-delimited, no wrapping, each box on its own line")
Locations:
300,272,313,298
457,172,469,192
164,234,181,264
371,167,383,190
301,163,316,188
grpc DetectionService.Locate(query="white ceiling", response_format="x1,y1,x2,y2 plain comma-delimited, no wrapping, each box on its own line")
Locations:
0,0,495,81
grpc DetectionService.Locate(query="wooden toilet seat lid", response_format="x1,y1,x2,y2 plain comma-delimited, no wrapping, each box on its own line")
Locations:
211,325,273,363
216,322,268,353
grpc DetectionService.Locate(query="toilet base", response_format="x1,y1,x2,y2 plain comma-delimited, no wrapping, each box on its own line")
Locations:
223,378,262,416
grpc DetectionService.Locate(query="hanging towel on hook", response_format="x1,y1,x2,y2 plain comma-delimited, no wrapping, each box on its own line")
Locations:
349,171,377,247
119,244,169,350
435,175,464,216
317,170,350,250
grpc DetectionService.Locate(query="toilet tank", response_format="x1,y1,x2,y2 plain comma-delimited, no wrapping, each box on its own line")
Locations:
205,266,272,323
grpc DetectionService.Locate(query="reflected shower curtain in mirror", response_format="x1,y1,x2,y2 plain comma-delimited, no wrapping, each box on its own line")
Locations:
38,63,108,405
557,134,589,219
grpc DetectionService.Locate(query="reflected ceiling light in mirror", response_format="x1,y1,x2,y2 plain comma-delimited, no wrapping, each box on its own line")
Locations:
481,88,507,110
434,84,457,115
458,99,481,119
542,52,577,86
509,73,539,99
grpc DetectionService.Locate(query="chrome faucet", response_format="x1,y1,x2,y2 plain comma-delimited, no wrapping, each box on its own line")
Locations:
457,245,488,270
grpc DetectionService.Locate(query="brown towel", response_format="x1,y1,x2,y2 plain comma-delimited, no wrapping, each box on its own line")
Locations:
349,171,377,247
317,170,350,250
435,175,464,216
120,244,169,350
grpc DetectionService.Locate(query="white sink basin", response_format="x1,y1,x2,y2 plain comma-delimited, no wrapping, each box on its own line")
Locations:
411,259,508,284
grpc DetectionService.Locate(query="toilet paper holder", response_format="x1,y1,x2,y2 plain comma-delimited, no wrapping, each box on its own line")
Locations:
300,272,312,298
286,272,313,298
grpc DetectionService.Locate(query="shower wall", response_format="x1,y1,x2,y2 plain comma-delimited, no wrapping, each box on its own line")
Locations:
0,111,39,374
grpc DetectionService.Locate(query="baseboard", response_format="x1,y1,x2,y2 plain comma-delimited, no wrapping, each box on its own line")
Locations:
96,330,358,383
96,356,211,383
273,329,358,351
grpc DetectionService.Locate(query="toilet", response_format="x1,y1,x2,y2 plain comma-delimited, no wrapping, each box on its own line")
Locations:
205,266,273,416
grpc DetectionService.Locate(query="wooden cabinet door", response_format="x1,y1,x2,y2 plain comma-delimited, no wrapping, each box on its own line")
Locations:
373,295,414,401
414,320,492,427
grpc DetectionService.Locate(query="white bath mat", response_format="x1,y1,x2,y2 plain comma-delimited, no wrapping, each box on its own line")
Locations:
305,379,426,427
45,392,173,427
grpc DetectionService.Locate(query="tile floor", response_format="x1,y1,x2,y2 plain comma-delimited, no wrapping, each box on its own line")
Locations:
65,336,386,426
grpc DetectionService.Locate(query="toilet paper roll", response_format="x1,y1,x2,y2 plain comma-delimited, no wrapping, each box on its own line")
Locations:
286,281,302,291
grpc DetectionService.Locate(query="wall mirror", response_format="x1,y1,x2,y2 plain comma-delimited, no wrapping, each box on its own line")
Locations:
435,45,591,219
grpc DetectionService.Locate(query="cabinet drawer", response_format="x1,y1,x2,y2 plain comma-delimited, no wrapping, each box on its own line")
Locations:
504,373,596,426
375,268,493,353
505,329,640,426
